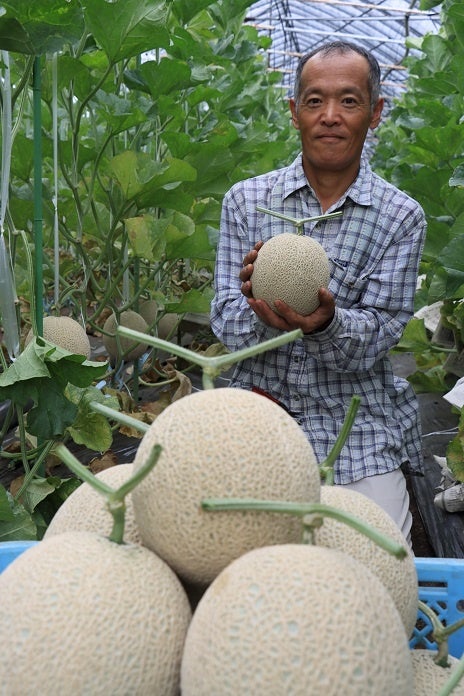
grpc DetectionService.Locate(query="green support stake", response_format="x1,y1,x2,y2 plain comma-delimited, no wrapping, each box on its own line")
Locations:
33,55,43,337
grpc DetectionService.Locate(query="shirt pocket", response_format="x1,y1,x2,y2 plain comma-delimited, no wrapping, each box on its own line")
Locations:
329,257,371,307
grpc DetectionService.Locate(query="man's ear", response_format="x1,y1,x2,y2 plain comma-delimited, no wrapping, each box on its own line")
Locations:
370,97,384,130
289,98,300,129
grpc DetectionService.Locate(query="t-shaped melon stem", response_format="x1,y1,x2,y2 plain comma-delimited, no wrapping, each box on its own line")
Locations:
53,441,161,544
256,206,343,234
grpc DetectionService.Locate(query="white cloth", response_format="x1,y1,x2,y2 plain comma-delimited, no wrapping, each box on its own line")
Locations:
339,468,412,549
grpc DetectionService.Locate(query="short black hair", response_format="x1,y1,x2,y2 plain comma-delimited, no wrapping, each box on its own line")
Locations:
293,41,381,111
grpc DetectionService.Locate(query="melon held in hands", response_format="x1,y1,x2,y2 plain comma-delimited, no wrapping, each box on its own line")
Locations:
251,232,330,315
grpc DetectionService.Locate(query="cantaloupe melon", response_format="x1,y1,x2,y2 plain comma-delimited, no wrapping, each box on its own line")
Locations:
139,299,158,326
131,387,320,585
44,464,140,544
102,310,149,362
315,485,418,638
412,650,464,695
251,232,330,315
181,544,414,695
25,315,91,358
0,532,191,695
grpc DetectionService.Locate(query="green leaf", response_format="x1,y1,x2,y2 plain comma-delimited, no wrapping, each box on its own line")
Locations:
0,493,37,541
428,235,464,301
406,366,449,393
450,164,464,188
166,287,213,314
83,0,169,63
26,380,78,439
94,92,148,135
0,0,84,54
170,0,217,24
446,436,464,482
110,151,197,203
19,476,65,514
393,318,432,353
140,57,193,97
65,385,117,452
126,214,168,261
420,0,443,8
165,224,216,261
0,486,14,522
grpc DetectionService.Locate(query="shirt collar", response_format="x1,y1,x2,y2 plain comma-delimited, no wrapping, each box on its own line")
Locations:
282,152,374,207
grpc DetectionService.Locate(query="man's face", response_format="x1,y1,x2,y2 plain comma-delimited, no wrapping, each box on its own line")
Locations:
289,51,384,176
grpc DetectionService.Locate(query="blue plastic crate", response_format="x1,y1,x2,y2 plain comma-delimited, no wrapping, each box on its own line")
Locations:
0,543,463,658
0,540,37,573
409,557,464,659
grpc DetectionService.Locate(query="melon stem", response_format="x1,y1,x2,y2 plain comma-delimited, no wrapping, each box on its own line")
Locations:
53,442,162,544
117,325,304,389
319,395,361,484
417,599,464,668
201,498,407,558
255,206,343,234
438,655,464,696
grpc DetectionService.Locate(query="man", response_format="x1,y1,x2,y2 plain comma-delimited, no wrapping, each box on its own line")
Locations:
210,41,426,545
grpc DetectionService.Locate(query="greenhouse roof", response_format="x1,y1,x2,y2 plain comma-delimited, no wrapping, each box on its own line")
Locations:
246,0,442,109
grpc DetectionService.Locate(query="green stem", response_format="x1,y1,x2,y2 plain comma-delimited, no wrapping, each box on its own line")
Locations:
53,442,162,544
418,600,464,667
16,406,31,474
117,326,303,383
13,439,56,501
201,498,407,559
89,401,150,434
438,655,464,696
319,395,361,484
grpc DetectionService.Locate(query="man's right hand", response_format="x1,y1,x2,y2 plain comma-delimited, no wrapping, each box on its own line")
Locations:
239,241,263,298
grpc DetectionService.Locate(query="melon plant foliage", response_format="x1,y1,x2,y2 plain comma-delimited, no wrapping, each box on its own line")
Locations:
0,0,297,325
0,0,298,539
373,0,464,390
372,0,464,480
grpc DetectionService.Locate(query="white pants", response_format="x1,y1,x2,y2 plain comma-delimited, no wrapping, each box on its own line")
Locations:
340,468,412,549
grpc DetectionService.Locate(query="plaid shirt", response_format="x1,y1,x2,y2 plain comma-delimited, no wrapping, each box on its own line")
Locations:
210,153,427,483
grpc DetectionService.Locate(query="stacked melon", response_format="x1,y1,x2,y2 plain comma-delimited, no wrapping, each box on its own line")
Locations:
0,386,423,694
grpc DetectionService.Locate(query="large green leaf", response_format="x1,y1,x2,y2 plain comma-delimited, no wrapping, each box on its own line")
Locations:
166,287,213,314
140,57,193,96
110,151,197,203
0,496,37,541
165,225,216,262
0,0,84,54
170,0,217,25
83,0,170,63
125,214,168,262
428,233,464,302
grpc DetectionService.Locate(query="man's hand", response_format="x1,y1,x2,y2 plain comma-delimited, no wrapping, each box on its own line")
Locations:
239,241,264,298
248,288,335,334
240,241,335,334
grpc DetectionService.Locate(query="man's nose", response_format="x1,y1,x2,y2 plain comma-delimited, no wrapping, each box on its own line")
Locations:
321,100,340,124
